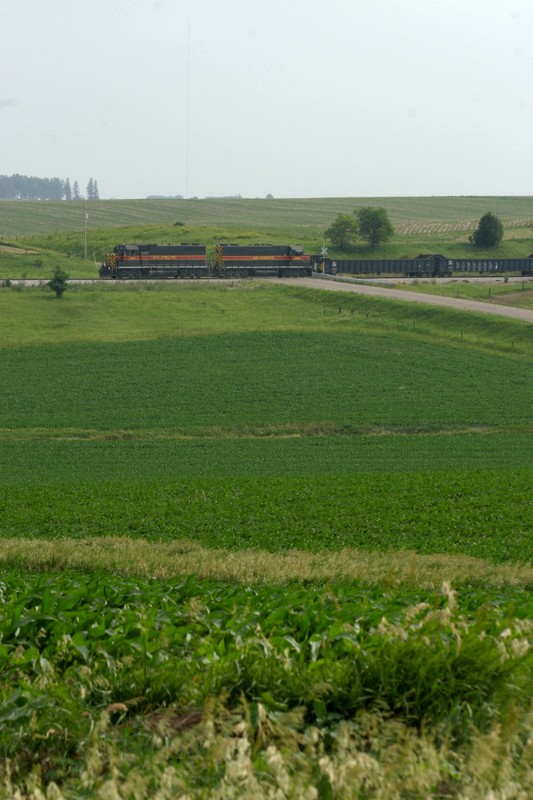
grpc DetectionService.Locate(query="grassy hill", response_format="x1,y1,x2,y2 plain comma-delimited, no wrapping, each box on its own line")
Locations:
0,281,532,795
1,195,533,280
2,195,533,237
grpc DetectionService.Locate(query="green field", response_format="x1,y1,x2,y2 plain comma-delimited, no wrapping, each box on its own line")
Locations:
0,275,532,796
2,195,533,237
1,195,533,280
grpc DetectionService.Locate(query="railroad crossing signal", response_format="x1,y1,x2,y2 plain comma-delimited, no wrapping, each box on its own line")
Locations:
320,245,328,273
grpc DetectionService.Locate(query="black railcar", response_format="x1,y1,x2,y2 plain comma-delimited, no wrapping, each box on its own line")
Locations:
448,256,533,275
315,254,451,277
99,244,207,279
215,244,312,277
317,253,533,278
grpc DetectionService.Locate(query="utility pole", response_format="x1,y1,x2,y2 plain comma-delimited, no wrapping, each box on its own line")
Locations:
84,203,88,260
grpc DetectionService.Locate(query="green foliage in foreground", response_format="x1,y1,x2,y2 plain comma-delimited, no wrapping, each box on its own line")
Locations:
0,570,531,797
0,281,531,796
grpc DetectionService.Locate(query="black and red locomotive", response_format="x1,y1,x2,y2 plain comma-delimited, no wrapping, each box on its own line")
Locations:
100,243,313,278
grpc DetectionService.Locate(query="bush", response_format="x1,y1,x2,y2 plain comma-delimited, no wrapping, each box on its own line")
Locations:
470,212,503,248
47,266,69,298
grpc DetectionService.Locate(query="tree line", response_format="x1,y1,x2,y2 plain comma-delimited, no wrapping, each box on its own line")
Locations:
325,208,504,250
0,174,100,201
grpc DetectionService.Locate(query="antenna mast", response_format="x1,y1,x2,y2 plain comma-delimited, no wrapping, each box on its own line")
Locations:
185,20,191,199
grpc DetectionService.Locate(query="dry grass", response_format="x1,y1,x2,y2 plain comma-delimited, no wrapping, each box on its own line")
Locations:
3,421,533,442
3,699,532,799
1,536,531,588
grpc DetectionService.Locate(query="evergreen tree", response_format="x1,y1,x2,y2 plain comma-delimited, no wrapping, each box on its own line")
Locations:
73,180,81,200
64,178,72,200
86,178,95,200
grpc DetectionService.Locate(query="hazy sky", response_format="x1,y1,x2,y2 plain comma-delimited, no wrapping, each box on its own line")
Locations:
2,0,532,199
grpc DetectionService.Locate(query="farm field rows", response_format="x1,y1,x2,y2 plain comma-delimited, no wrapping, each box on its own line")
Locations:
2,196,533,237
0,280,532,797
1,194,533,282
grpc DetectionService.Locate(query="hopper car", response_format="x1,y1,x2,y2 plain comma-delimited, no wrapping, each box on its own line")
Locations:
317,254,533,277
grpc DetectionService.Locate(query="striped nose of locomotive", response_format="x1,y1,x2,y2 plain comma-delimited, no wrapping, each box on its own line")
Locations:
215,243,224,276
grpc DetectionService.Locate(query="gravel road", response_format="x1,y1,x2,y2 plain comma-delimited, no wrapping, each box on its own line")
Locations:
271,276,533,323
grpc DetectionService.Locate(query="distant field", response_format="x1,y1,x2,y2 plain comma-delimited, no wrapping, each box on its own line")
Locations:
2,196,533,237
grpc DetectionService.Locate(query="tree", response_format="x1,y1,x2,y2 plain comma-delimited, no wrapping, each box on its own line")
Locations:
73,180,81,200
47,266,69,298
470,212,503,248
355,207,394,247
64,178,72,201
0,173,67,199
85,178,100,200
324,213,359,248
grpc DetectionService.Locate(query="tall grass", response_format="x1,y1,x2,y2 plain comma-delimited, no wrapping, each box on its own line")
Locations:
0,571,530,797
0,536,531,587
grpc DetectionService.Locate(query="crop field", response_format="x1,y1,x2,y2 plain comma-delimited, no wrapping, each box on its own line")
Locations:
0,280,532,797
1,194,533,281
2,196,533,237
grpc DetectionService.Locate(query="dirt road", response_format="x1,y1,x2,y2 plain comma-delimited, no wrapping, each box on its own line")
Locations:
272,276,533,323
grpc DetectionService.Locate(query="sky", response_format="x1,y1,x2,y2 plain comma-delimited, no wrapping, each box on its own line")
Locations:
1,0,532,199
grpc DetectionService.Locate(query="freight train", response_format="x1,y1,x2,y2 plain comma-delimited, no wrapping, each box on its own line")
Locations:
99,243,533,279
99,243,312,279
